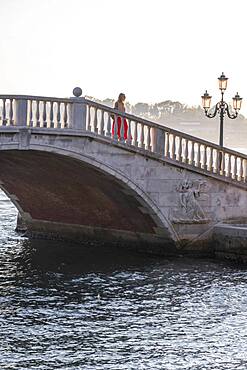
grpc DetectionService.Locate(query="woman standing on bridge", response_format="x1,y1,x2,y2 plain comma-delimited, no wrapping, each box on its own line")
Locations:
112,93,128,140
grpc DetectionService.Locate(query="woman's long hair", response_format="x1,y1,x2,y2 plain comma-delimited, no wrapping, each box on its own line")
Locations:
118,93,126,102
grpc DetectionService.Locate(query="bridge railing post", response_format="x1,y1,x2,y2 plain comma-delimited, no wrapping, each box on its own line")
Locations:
70,87,87,131
152,127,165,156
15,99,28,126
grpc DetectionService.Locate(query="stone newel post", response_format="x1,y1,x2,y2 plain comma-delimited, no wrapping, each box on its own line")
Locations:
15,99,28,126
70,87,87,130
152,127,165,155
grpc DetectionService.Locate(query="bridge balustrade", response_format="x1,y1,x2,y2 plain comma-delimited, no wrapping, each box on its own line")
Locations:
0,94,246,186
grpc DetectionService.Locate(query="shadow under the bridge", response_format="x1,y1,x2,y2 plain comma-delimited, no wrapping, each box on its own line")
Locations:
15,238,169,274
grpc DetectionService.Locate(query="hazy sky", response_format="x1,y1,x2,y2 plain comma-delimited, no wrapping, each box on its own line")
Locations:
1,0,247,113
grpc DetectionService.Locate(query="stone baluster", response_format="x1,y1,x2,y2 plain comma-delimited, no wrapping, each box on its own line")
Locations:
90,108,94,131
99,110,104,136
35,100,40,127
184,139,189,163
201,144,207,169
171,134,176,160
232,155,237,179
178,136,182,162
221,151,225,175
224,152,229,177
181,138,185,161
106,113,111,137
147,125,151,151
202,145,207,169
87,106,91,131
203,145,208,170
134,121,138,146
234,156,238,180
113,113,118,140
151,127,157,152
43,101,47,128
208,147,213,171
226,153,231,178
197,144,201,168
93,107,98,133
63,102,68,128
239,157,244,181
2,98,7,125
181,136,184,163
211,149,215,172
220,152,224,175
139,123,145,148
244,159,247,182
215,149,220,174
127,119,132,145
214,149,218,173
120,116,125,143
57,102,61,128
29,100,33,127
166,133,170,157
189,141,195,165
9,98,14,125
50,101,54,128
200,144,203,168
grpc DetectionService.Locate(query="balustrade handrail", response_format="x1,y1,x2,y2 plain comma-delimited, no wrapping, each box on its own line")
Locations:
0,94,73,103
0,93,246,161
84,98,247,161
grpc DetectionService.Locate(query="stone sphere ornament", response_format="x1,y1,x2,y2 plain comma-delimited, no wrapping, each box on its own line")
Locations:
73,87,82,97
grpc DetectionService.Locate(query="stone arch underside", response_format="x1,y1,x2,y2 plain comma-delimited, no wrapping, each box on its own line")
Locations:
0,150,176,252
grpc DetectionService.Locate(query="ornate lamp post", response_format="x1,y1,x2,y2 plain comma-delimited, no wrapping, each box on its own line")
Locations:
201,73,242,148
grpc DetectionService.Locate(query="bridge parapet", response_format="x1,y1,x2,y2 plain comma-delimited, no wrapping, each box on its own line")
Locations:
0,90,247,188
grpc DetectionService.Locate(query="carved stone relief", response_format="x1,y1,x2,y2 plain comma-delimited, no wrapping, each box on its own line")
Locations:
171,179,210,223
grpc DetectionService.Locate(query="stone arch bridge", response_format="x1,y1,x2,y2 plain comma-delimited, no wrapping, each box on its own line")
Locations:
0,90,247,255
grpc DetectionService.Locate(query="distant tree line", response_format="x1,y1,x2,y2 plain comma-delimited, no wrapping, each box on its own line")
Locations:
86,96,246,123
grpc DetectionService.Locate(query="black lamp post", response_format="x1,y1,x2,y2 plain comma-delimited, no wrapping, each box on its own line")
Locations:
201,73,242,148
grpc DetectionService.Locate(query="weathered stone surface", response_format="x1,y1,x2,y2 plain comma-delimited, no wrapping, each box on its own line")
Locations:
0,151,159,235
24,219,178,256
1,130,247,251
213,224,247,263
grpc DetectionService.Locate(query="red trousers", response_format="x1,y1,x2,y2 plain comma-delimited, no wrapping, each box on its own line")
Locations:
112,117,128,140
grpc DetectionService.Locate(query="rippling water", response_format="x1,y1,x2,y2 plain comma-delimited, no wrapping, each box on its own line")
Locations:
1,191,247,369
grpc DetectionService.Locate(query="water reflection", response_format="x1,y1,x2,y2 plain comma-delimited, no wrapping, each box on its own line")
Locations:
1,191,247,369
